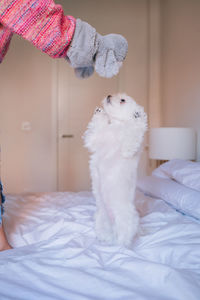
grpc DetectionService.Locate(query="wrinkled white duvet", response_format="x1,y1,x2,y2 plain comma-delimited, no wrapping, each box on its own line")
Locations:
0,190,200,300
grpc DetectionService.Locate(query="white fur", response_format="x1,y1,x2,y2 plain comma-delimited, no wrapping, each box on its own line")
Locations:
83,93,147,247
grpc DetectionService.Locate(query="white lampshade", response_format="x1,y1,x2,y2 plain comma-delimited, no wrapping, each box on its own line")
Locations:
149,127,196,160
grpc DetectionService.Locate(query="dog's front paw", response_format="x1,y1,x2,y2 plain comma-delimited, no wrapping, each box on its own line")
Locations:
94,107,103,114
92,107,109,127
134,113,148,131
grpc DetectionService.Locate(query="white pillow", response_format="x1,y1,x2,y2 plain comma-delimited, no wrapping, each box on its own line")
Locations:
153,159,200,192
137,176,200,221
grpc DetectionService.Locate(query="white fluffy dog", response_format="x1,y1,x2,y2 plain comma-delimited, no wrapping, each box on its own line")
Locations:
83,93,147,247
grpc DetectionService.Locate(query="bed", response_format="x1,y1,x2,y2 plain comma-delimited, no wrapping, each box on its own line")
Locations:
0,159,200,300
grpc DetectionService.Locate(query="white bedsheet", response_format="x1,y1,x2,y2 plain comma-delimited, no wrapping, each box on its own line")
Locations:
0,190,200,300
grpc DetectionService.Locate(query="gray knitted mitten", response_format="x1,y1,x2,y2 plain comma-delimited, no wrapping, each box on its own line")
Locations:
66,19,128,79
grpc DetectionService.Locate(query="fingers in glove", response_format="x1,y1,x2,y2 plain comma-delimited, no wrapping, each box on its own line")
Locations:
95,49,122,78
74,66,94,79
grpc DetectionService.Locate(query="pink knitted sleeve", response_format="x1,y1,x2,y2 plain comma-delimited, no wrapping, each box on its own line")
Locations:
0,24,13,62
0,0,76,60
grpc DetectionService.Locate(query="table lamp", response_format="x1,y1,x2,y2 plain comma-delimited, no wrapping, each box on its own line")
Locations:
149,127,196,166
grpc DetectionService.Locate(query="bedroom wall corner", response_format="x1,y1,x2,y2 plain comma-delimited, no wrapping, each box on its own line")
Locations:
147,0,162,174
161,0,200,162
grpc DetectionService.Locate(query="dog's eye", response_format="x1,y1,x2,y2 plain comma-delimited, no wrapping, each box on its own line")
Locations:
120,99,126,103
134,112,140,118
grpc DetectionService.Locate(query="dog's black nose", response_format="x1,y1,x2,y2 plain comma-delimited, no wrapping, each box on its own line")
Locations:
107,95,112,103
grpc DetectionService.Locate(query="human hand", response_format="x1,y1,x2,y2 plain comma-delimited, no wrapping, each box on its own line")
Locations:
67,19,128,79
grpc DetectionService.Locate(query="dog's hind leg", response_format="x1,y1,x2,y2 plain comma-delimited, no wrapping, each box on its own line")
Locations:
95,207,115,245
91,165,114,244
113,204,139,247
103,185,139,247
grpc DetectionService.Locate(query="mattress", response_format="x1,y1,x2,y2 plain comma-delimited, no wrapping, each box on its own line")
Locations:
0,190,200,300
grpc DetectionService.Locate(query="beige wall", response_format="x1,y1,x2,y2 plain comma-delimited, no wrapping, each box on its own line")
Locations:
0,0,153,193
3,0,199,193
161,0,200,161
0,37,57,193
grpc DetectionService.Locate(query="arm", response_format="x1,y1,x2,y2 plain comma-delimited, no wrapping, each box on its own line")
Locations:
0,0,76,60
0,23,13,63
0,0,128,78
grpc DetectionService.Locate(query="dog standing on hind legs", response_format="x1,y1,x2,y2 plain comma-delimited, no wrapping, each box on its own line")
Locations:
84,93,147,247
